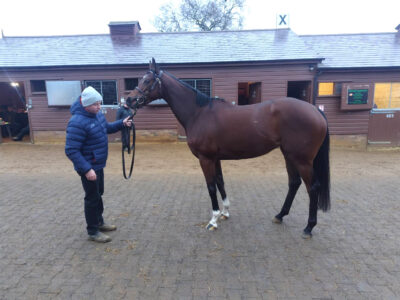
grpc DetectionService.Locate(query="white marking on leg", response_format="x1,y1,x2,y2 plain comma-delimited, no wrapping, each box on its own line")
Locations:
221,197,230,218
207,210,221,229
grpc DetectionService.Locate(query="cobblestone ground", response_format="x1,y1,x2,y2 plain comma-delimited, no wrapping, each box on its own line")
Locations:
0,142,400,299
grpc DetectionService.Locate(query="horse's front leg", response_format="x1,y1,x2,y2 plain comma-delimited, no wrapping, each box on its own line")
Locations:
215,160,230,220
199,157,220,231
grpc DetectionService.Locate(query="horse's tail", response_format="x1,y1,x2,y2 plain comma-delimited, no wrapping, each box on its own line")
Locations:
313,112,331,212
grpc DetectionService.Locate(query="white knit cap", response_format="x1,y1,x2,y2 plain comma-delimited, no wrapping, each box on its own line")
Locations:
81,86,102,107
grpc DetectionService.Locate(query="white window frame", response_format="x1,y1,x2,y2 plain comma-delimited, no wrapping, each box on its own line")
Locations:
84,80,118,106
46,80,81,106
181,78,212,97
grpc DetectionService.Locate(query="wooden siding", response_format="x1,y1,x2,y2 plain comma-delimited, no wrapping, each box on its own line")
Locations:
316,96,369,134
167,63,314,103
316,69,400,135
3,65,400,140
0,67,178,132
0,63,315,138
133,106,177,130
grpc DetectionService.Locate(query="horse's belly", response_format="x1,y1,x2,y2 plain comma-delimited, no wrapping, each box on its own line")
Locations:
218,138,278,160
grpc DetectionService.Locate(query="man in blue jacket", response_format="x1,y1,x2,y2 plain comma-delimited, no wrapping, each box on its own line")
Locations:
65,86,132,243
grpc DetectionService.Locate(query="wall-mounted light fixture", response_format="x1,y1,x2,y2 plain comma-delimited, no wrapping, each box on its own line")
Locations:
309,65,315,72
10,82,19,87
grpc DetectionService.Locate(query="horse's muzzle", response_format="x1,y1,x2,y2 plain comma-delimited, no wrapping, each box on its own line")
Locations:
127,97,145,110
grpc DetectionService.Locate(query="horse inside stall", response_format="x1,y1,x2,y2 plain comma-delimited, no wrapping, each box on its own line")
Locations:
127,58,330,238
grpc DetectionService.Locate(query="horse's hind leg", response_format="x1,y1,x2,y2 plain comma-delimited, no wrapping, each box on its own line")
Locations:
273,158,301,224
199,157,220,231
296,163,319,239
215,160,230,220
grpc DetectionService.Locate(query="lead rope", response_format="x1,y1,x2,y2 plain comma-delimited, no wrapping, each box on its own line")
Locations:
122,109,137,179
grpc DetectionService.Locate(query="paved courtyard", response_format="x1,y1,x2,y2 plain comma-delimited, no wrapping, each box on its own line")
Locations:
0,142,399,299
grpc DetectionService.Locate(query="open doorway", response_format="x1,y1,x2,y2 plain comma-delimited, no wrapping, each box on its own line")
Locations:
287,81,312,102
238,82,261,105
0,81,30,143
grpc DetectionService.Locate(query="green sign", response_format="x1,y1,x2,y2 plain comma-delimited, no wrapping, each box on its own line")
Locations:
348,89,368,105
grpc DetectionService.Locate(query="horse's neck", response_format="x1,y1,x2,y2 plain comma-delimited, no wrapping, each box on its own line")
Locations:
161,74,198,128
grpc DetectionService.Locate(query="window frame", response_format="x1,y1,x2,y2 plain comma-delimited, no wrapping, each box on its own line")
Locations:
181,78,212,97
84,80,118,106
373,82,400,111
318,81,342,97
30,80,47,94
45,80,82,107
124,78,139,91
147,78,213,106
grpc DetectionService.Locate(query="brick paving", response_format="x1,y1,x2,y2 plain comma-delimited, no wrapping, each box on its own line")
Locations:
0,142,400,299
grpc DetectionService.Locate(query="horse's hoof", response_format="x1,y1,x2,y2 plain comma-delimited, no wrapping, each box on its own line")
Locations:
206,223,217,231
272,216,282,224
220,214,229,220
302,231,312,239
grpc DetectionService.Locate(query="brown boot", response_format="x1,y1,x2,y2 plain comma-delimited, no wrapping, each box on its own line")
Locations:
99,223,117,232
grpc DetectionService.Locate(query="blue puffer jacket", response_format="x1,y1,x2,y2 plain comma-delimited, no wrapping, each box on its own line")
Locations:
65,99,124,174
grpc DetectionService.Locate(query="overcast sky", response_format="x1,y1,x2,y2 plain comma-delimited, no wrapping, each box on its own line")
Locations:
0,0,399,37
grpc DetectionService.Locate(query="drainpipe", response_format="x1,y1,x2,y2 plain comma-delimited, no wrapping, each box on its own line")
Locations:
312,69,322,105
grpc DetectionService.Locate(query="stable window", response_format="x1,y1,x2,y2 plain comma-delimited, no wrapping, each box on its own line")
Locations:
46,81,81,106
181,79,212,97
31,80,46,93
124,78,138,91
374,83,400,109
84,80,118,106
318,82,342,96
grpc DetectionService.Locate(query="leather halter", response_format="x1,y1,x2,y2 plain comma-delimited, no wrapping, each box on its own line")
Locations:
132,70,163,109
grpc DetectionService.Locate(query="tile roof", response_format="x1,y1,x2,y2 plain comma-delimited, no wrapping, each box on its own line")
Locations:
0,29,320,68
2,28,398,69
301,32,400,68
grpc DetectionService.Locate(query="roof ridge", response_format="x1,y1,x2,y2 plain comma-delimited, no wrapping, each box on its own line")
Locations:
141,28,291,35
300,31,397,37
2,33,110,38
2,28,291,38
1,28,291,39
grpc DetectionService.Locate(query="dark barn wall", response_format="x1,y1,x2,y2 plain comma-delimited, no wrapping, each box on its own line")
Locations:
315,69,400,135
1,63,315,141
166,63,315,103
5,64,399,143
0,67,177,133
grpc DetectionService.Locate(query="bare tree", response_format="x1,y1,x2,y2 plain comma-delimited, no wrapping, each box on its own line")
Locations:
153,0,245,32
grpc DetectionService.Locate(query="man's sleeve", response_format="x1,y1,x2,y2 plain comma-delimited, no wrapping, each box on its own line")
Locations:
106,119,124,134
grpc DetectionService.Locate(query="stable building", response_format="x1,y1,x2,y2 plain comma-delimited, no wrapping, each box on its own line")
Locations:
0,21,399,146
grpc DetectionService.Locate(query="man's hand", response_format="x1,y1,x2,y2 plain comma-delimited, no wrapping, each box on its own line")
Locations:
85,169,97,181
123,116,133,127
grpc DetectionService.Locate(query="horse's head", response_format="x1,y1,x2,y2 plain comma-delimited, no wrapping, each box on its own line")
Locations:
126,58,163,110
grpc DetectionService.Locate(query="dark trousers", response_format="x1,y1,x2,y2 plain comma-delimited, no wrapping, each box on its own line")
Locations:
15,125,30,139
80,169,105,235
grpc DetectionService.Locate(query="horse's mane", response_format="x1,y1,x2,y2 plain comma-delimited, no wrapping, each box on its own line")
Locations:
164,71,225,107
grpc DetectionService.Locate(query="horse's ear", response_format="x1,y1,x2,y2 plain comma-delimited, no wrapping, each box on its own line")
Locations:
154,59,160,75
150,57,160,75
149,57,159,74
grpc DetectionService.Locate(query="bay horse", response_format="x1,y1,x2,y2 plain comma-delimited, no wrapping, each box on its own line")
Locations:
127,58,330,238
